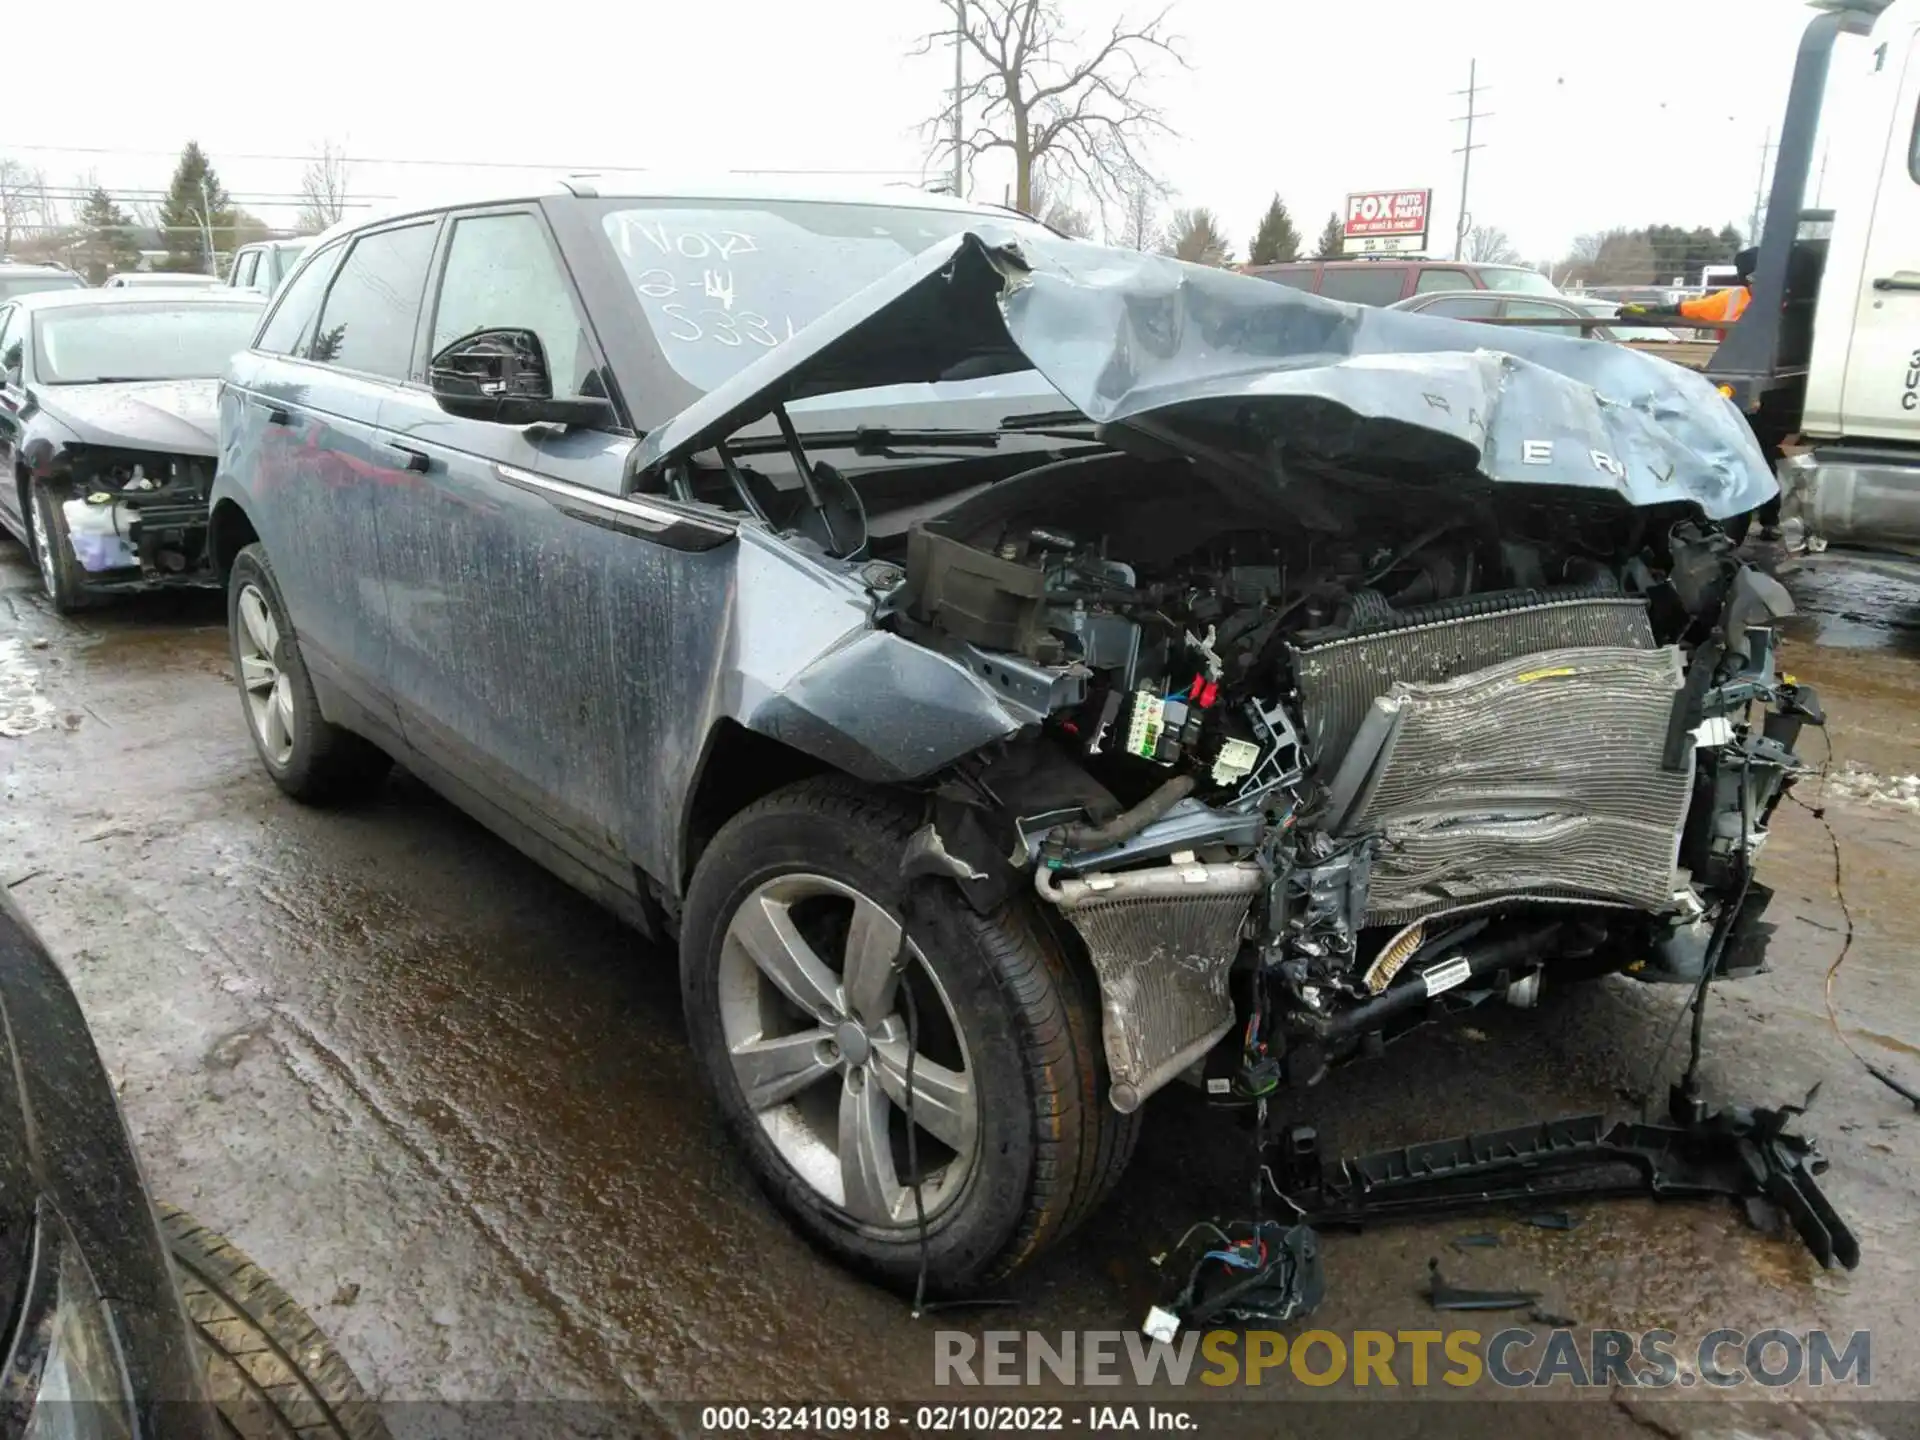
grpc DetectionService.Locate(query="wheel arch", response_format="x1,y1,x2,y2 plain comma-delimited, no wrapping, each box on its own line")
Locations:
676,718,831,895
208,494,261,582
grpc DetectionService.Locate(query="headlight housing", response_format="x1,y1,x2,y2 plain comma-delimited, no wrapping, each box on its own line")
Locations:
2,1203,136,1440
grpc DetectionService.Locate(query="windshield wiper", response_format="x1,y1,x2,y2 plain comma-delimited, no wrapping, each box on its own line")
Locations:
998,409,1093,431
721,423,1084,460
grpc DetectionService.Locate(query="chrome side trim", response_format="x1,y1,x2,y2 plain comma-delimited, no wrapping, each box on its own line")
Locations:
493,464,736,551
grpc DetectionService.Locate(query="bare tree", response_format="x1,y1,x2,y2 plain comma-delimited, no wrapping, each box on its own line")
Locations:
1463,224,1523,265
1027,175,1093,237
1557,227,1655,287
1042,199,1093,238
1158,206,1232,267
1116,169,1165,250
1570,231,1609,266
296,140,352,234
917,0,1183,217
0,159,49,253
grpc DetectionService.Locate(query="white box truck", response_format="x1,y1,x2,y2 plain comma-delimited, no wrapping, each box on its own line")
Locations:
1723,0,1920,578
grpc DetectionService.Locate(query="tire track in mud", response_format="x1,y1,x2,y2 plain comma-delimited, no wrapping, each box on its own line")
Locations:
33,847,661,1412
265,1006,665,1412
135,870,662,1410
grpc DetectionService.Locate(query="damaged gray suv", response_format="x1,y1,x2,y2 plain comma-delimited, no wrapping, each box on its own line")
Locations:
212,181,1814,1294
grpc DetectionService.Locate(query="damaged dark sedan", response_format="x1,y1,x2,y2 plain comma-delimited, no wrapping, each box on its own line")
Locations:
211,183,1812,1295
0,288,264,612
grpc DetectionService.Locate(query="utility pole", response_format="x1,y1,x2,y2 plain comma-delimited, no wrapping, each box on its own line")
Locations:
199,177,217,277
951,0,966,199
1451,60,1489,261
1748,127,1773,243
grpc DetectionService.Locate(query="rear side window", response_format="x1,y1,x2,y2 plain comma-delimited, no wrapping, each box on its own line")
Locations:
430,212,598,399
232,252,259,288
1414,268,1474,293
256,241,345,356
309,222,438,379
1422,295,1501,319
1255,266,1318,292
1317,267,1407,306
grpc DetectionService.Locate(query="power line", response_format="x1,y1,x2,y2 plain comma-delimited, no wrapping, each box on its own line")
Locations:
31,187,386,204
4,141,659,172
6,142,924,178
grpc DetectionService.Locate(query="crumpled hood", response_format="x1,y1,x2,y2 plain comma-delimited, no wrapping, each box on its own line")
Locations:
34,378,220,455
637,228,1775,520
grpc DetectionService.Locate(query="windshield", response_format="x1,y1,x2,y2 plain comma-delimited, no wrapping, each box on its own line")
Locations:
596,199,1051,392
1477,268,1561,297
34,305,261,383
0,275,84,302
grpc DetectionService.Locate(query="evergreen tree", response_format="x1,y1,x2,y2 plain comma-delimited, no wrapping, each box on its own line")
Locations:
1246,194,1302,266
75,187,141,284
157,142,235,273
1313,211,1346,259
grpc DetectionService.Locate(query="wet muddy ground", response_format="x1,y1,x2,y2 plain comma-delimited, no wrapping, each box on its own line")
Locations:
2,540,1918,1438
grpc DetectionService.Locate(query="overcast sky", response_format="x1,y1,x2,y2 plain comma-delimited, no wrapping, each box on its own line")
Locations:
3,0,1860,266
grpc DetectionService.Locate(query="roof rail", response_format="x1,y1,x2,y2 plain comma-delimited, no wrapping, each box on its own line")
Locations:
1805,0,1892,16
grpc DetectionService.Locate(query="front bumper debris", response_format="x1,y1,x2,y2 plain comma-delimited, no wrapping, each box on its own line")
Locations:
1275,1094,1860,1270
1146,1093,1856,1340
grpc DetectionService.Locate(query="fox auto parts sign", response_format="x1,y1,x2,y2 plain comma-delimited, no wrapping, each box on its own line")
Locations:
1344,190,1431,255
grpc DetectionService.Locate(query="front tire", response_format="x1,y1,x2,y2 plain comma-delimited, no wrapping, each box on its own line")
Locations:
159,1204,389,1440
228,542,390,804
29,481,90,614
680,776,1137,1295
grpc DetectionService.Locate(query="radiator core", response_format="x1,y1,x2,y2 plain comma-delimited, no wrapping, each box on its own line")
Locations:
1322,645,1693,925
1290,593,1657,774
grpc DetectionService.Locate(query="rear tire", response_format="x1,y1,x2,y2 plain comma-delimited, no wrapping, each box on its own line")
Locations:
159,1203,388,1440
228,543,390,804
29,480,91,615
680,775,1138,1295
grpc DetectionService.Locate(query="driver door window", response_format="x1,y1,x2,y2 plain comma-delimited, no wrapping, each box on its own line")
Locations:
429,212,601,400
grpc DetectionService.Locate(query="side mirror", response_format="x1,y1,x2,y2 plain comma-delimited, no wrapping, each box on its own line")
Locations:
428,328,614,428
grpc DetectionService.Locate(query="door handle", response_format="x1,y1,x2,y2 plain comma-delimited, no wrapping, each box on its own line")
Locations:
1871,276,1920,292
381,440,431,474
254,399,290,425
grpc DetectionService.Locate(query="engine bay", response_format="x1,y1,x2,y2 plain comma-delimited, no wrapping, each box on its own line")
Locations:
875,449,1819,1112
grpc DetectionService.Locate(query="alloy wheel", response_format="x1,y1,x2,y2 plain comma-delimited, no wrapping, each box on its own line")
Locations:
236,583,295,767
716,873,979,1229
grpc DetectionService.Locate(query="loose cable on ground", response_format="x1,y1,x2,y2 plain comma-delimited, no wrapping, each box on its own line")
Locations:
1789,729,1917,1109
